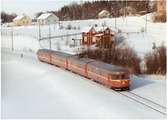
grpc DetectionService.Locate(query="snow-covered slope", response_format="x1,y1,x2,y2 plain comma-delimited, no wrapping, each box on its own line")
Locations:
1,51,166,119
1,14,166,56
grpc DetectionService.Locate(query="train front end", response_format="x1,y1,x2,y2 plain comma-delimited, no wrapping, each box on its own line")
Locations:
108,72,130,90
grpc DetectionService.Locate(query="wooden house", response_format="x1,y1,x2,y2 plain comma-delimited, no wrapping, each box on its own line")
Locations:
82,26,97,46
82,26,114,48
98,10,110,18
13,15,32,26
37,13,59,25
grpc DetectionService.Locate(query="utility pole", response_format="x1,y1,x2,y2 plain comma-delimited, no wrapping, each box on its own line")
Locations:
49,24,51,50
115,2,117,29
11,26,14,51
145,1,148,32
115,14,117,29
66,31,69,46
38,22,41,40
48,24,52,63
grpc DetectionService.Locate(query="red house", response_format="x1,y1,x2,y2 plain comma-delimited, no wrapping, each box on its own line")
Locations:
82,26,97,46
82,26,114,48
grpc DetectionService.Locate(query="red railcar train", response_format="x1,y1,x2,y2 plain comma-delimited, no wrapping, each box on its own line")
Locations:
37,49,130,90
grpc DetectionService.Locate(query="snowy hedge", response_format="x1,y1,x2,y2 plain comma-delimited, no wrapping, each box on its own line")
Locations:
144,45,166,75
79,46,141,74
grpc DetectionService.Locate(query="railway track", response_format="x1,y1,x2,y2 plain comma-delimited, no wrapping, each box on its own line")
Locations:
117,91,167,116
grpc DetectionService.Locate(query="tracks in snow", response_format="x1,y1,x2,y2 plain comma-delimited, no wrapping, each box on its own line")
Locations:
118,91,167,116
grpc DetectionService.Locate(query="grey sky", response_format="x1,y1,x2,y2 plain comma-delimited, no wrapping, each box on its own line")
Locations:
1,0,89,17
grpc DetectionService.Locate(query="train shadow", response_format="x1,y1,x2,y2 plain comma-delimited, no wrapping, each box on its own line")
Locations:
129,75,155,90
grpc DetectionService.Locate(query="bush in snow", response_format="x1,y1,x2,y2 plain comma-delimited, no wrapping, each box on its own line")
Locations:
153,13,166,23
144,45,166,75
80,45,141,74
66,24,72,30
114,32,126,45
94,24,98,27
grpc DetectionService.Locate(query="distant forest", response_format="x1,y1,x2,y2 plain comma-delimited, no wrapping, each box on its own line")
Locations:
52,1,154,21
1,1,156,23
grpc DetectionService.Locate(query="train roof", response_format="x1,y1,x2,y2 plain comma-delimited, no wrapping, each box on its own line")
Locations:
52,50,72,58
69,56,95,64
37,49,53,53
89,61,129,73
38,49,72,58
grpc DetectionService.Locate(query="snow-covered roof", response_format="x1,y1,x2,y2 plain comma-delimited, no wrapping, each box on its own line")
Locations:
81,26,96,33
13,15,25,21
81,26,116,33
94,26,107,32
94,33,104,37
37,13,58,20
98,10,110,16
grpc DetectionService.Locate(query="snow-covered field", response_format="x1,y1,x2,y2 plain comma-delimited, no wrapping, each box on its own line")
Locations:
1,14,166,118
1,51,166,119
1,14,166,57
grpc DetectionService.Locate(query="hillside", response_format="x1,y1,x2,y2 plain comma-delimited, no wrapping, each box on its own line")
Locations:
1,14,166,57
52,1,152,20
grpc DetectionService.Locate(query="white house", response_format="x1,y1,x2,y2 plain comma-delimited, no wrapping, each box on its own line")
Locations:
98,10,110,18
13,15,32,26
37,13,59,25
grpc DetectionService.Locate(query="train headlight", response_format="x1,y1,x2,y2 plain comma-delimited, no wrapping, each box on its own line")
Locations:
122,81,126,84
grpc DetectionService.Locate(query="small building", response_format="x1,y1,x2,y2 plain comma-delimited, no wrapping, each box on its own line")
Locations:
157,0,166,16
82,26,114,48
96,27,114,48
13,15,32,26
98,10,110,18
37,13,59,25
82,26,97,45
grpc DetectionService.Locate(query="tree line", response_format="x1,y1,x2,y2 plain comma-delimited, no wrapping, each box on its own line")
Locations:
1,1,157,23
53,1,153,21
1,11,17,23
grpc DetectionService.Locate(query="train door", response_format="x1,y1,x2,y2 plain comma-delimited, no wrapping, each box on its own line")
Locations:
65,58,68,69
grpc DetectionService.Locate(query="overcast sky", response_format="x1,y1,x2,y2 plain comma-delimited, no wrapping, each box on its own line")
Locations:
1,0,90,17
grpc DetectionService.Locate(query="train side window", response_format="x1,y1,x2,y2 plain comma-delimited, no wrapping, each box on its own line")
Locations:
111,75,120,79
122,74,125,79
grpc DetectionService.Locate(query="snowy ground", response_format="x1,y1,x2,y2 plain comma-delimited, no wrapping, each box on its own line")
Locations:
130,75,166,107
1,14,166,57
1,51,166,119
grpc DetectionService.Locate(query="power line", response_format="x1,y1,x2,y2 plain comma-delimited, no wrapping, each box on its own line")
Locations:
38,22,41,40
11,26,14,51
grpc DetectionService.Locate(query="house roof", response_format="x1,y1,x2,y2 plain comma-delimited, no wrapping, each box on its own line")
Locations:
98,10,110,16
37,13,58,20
94,33,104,37
81,26,110,33
13,15,25,21
82,26,116,34
81,26,96,33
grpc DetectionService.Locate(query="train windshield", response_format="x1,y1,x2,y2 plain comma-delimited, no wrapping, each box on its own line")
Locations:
110,74,129,80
